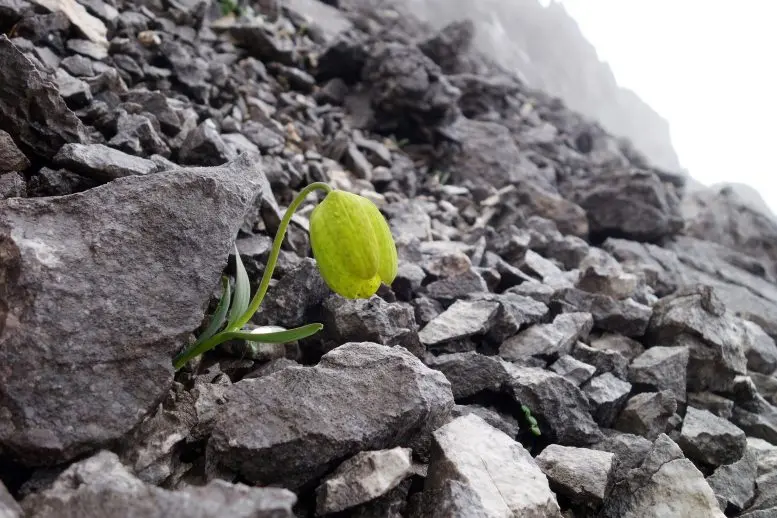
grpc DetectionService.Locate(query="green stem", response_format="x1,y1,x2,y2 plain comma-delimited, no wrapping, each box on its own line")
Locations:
232,181,332,329
172,182,332,371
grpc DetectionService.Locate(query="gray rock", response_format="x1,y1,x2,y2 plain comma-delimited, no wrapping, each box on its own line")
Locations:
748,437,777,477
589,332,645,362
504,364,602,445
552,288,652,337
468,292,550,342
732,391,777,445
628,346,689,403
363,42,460,131
418,299,499,351
679,406,747,466
577,248,640,299
570,170,683,241
0,155,267,466
536,444,614,508
450,405,520,438
109,111,171,158
746,470,777,515
499,312,593,361
391,262,426,300
0,129,30,172
322,295,423,357
582,372,632,427
0,35,87,159
423,269,488,302
742,319,777,374
178,120,237,166
549,355,596,386
412,296,443,327
601,434,725,517
66,38,108,60
707,447,757,512
420,414,562,517
616,391,678,441
0,172,26,198
316,447,413,515
425,352,508,399
647,287,748,392
53,68,92,108
207,343,453,489
572,341,629,379
252,258,330,329
53,143,158,182
0,480,21,518
20,451,296,518
512,181,589,238
592,430,653,483
686,392,735,420
441,117,551,189
26,167,98,196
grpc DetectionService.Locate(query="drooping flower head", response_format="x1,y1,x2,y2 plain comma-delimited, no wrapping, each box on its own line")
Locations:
309,190,398,299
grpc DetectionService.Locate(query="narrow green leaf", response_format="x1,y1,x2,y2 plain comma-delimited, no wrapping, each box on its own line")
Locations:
222,323,324,344
227,245,251,328
197,276,231,344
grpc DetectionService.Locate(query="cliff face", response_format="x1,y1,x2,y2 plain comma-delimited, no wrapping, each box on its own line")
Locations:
349,0,683,173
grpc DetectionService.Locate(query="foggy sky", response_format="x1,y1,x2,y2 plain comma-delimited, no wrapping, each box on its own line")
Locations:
553,0,777,210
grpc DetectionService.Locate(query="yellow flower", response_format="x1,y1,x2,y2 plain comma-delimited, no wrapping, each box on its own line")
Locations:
309,190,398,299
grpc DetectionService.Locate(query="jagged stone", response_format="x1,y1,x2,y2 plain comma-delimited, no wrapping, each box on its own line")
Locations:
615,391,678,441
207,343,453,489
536,444,614,508
679,406,747,467
316,447,413,516
0,155,267,466
419,414,562,517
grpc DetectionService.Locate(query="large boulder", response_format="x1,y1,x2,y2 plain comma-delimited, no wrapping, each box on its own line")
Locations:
0,154,269,466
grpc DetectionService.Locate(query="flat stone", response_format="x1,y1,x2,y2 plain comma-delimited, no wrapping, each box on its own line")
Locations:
316,447,413,515
418,299,499,349
420,414,562,517
53,143,158,182
499,312,593,361
206,343,453,489
0,155,267,466
549,355,596,386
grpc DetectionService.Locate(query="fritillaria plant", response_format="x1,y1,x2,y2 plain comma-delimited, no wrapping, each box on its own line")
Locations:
173,182,398,370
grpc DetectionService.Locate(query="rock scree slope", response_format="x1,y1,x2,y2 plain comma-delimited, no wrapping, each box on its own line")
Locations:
0,0,775,516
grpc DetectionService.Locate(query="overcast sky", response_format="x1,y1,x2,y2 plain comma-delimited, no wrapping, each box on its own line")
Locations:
551,0,777,209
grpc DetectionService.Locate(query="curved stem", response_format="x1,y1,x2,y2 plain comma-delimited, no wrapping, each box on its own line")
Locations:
230,181,332,330
173,182,332,370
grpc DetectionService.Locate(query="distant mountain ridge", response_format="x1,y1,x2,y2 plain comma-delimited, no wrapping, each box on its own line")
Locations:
345,0,683,173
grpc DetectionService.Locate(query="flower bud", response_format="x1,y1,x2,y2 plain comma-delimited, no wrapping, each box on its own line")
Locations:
309,190,398,299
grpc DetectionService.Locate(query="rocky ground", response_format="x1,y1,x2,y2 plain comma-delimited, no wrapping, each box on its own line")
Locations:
2,0,777,517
